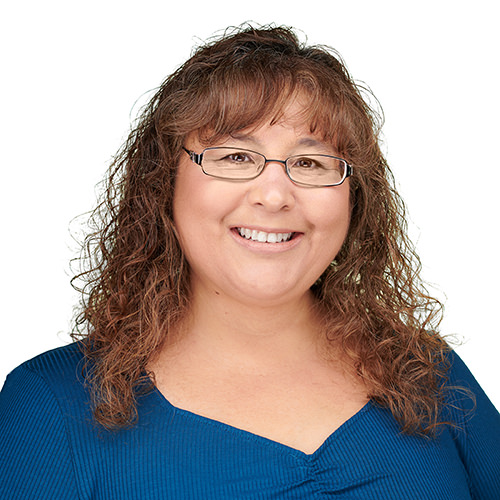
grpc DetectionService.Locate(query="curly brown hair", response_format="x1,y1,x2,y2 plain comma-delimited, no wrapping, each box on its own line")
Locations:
72,24,451,434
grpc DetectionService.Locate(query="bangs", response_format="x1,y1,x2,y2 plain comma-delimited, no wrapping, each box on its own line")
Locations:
192,71,347,152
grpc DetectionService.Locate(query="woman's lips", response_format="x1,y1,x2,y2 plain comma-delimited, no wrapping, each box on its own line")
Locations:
236,227,294,243
230,226,303,251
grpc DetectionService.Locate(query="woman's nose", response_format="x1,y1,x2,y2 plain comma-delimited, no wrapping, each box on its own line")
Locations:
246,160,296,212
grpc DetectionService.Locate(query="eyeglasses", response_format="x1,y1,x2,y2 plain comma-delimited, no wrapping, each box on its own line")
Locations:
182,147,352,187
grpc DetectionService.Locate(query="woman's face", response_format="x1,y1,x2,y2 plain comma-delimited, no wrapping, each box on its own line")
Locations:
173,102,351,308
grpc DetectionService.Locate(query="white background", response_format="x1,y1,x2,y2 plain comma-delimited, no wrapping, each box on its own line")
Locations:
1,0,498,408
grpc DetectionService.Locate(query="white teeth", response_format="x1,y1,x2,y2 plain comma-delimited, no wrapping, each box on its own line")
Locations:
237,228,293,243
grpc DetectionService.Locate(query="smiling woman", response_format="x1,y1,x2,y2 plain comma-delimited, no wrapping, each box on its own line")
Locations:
1,24,499,500
173,107,351,308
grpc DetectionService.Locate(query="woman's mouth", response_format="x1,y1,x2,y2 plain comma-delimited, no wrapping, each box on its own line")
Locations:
236,227,295,243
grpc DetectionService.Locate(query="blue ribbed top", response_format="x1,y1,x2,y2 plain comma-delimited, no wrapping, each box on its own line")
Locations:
1,342,499,499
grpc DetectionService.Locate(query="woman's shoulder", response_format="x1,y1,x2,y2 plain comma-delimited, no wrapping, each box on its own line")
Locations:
442,348,499,454
445,349,477,382
1,342,89,417
7,341,86,389
441,349,500,497
19,340,84,370
442,349,497,416
0,343,86,499
0,342,93,465
444,349,494,406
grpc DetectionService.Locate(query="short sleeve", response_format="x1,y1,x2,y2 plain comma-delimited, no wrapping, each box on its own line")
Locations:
447,352,500,500
0,364,80,500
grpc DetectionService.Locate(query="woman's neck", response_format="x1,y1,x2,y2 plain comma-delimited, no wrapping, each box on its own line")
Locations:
162,282,328,370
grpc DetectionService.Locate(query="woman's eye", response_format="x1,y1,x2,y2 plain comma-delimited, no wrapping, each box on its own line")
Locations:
226,153,250,162
298,160,314,168
294,158,319,169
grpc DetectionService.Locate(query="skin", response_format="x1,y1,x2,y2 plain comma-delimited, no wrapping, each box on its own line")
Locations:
174,105,351,311
151,101,368,454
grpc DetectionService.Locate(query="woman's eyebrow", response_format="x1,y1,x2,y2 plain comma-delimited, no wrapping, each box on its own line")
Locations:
227,133,260,145
296,137,330,149
227,134,331,151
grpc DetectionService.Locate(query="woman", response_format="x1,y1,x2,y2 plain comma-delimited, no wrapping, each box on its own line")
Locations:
1,25,499,499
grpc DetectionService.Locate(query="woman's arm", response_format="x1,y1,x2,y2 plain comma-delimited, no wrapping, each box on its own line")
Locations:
447,352,500,500
0,364,80,500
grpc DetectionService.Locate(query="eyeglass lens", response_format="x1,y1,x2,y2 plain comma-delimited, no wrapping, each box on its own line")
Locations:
201,147,347,186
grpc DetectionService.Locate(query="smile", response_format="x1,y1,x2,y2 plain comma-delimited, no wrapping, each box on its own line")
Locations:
237,227,294,243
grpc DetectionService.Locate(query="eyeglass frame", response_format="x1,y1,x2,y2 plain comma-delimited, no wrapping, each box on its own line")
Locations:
182,146,353,187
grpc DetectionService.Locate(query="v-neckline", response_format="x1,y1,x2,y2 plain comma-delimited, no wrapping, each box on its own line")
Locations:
151,386,374,459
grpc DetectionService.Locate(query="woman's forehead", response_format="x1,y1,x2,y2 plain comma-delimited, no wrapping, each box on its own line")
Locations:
190,86,334,137
193,99,337,148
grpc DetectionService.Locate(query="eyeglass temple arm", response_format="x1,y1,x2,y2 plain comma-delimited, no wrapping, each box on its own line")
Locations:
182,147,203,165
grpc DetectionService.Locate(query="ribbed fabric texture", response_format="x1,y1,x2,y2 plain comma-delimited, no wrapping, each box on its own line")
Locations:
1,343,499,499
